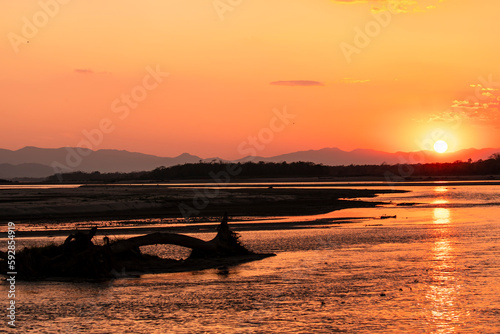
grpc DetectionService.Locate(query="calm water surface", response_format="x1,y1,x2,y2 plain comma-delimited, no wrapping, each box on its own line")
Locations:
2,184,500,333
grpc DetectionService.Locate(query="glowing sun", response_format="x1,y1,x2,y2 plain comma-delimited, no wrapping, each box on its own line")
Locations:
434,140,448,153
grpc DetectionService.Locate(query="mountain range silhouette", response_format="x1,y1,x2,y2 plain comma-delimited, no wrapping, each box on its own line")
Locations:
1,146,499,179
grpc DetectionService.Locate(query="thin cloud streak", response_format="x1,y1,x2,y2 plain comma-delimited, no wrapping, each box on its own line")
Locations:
426,82,500,125
331,0,445,13
340,78,371,84
74,69,94,74
270,80,324,87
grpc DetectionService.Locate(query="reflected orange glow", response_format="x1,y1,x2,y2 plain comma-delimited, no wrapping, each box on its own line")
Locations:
427,238,460,333
432,199,449,205
426,206,466,333
434,187,449,193
433,208,450,225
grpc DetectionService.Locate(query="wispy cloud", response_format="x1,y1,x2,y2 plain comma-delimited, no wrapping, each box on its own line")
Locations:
74,69,94,74
270,80,324,87
427,81,500,125
332,0,444,13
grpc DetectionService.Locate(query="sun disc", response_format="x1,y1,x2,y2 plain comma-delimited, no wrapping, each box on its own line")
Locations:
434,140,448,153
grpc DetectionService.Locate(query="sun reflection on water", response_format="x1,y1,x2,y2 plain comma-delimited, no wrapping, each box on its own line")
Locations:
426,207,466,333
432,199,449,205
433,208,450,225
434,186,449,193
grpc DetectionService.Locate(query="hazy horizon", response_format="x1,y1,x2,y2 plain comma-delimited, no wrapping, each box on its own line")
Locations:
1,145,499,179
2,1,500,159
3,144,500,160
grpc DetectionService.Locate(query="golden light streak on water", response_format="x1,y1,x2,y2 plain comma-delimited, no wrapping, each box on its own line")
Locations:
433,208,450,225
426,206,468,333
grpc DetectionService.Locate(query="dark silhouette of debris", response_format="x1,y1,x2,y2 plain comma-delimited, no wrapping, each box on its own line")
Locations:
0,214,273,280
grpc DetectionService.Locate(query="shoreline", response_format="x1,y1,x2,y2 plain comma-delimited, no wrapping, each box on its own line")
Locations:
1,185,404,224
3,176,500,187
8,216,372,238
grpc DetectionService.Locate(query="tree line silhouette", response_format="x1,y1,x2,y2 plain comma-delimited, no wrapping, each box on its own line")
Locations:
45,154,500,183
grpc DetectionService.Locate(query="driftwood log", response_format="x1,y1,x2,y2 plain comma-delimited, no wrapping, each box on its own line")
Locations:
109,213,249,256
1,213,274,280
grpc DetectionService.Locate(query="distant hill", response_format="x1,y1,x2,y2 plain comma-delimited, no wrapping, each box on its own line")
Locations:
0,146,499,179
239,147,500,166
0,163,60,179
0,147,203,178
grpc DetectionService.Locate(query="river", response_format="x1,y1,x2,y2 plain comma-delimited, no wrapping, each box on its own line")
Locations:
1,183,500,333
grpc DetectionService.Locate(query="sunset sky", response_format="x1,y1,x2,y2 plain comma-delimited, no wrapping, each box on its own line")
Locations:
1,0,499,159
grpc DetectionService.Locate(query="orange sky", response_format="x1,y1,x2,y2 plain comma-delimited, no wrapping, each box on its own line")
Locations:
1,0,499,159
